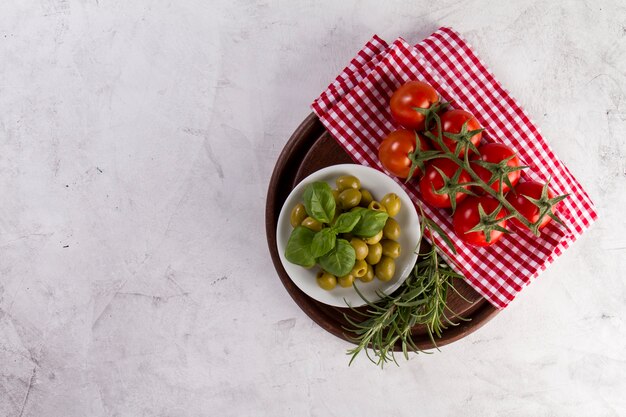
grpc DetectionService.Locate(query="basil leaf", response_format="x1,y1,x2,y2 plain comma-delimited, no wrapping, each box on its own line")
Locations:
302,182,336,224
318,239,356,277
284,226,316,268
352,209,389,238
332,211,362,234
310,228,337,258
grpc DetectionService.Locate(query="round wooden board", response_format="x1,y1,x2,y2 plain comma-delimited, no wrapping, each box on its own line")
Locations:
266,114,500,350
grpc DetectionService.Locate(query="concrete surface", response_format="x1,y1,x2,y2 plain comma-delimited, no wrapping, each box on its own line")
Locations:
0,1,624,416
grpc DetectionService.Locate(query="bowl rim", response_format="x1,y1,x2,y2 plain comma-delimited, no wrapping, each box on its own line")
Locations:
276,163,421,307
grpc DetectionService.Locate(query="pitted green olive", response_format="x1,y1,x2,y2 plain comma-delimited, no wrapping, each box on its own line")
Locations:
350,259,368,278
338,189,362,209
301,217,323,232
381,239,401,259
382,218,401,240
358,264,375,282
381,193,401,217
375,256,396,282
365,242,383,265
316,271,337,290
359,189,374,207
368,201,387,213
336,175,361,191
350,238,369,261
338,274,355,288
290,203,307,227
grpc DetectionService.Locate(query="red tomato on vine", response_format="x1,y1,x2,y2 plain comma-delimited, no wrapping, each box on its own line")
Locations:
471,143,523,194
418,158,471,209
430,109,483,157
390,81,440,131
378,129,431,179
453,196,508,247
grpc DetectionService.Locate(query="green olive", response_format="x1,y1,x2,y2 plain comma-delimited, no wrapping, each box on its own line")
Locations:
316,271,337,290
359,264,375,283
301,217,322,232
338,189,362,210
375,256,396,282
381,193,401,217
350,238,369,261
350,259,368,278
336,175,361,191
368,201,387,213
290,203,307,228
338,274,355,288
365,242,383,265
359,189,374,207
381,239,401,259
383,218,401,240
363,230,383,245
331,189,340,204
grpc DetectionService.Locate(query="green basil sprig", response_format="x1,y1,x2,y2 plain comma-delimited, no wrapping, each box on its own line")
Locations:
285,226,316,268
310,228,337,258
318,239,356,277
333,211,362,233
285,182,390,277
302,181,336,224
352,209,388,238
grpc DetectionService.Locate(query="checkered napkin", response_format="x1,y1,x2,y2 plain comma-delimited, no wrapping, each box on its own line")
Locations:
311,27,597,309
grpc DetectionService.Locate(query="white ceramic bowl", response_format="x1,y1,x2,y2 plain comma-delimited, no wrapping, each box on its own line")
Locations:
276,164,420,307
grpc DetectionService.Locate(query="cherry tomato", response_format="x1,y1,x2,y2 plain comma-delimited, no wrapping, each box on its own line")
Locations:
471,143,522,194
378,129,431,179
419,158,471,208
453,196,507,247
506,181,555,230
390,81,439,131
431,109,482,157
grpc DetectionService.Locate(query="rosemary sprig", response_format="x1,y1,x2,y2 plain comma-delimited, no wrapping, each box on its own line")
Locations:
345,203,467,367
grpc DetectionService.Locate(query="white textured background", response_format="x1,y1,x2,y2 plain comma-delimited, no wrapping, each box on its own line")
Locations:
1,1,625,416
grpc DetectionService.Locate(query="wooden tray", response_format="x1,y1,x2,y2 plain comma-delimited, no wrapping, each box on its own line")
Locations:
266,114,500,350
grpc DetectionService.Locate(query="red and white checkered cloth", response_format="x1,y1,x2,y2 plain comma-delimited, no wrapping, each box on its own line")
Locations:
311,27,597,309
